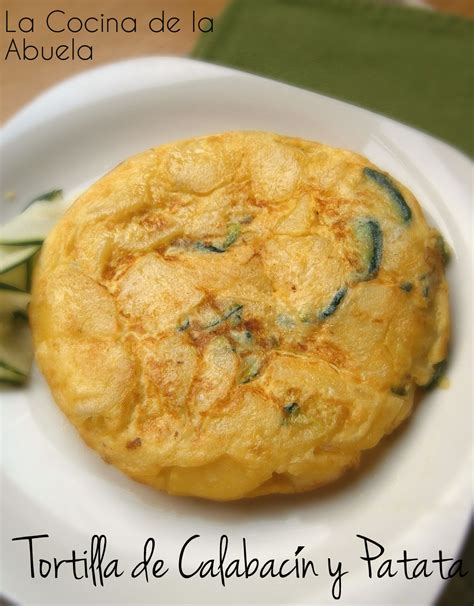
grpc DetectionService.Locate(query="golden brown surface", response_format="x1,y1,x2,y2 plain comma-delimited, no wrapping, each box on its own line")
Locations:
30,132,450,500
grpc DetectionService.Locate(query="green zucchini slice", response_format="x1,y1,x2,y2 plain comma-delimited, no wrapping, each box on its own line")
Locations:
222,303,243,323
0,283,30,316
364,167,412,224
239,354,262,384
0,262,28,290
195,223,241,253
301,287,348,324
435,233,451,266
0,312,33,381
0,363,26,384
424,360,447,390
176,318,190,332
203,304,244,330
282,402,300,424
26,189,62,208
0,189,63,385
355,218,383,281
0,244,41,275
0,197,65,245
319,287,348,320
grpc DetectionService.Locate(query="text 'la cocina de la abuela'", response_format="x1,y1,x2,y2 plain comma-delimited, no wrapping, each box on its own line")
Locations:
3,9,214,61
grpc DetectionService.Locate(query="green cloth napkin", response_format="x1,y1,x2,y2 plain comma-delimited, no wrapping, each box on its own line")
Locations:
192,0,474,157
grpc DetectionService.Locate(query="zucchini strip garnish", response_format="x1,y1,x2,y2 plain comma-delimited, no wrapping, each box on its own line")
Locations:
0,362,27,384
0,244,40,274
364,167,412,224
0,193,65,245
26,188,63,209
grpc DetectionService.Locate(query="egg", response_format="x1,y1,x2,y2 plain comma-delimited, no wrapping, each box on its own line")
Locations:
30,132,450,500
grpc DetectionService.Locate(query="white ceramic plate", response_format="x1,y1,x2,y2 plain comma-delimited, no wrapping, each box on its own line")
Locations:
1,57,472,606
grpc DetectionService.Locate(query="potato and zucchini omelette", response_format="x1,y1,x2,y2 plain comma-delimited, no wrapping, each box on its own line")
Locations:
27,132,450,500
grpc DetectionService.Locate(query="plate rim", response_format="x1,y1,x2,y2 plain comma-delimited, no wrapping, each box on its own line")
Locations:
2,55,473,167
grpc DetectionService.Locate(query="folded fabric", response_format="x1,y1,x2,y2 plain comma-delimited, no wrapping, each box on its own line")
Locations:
192,0,474,156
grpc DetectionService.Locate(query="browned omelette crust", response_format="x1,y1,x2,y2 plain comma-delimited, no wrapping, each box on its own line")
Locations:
30,132,450,500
